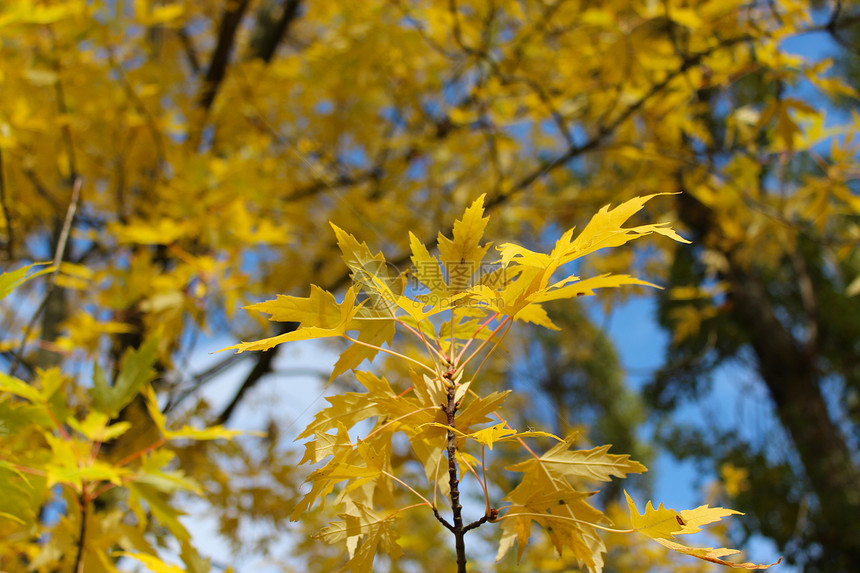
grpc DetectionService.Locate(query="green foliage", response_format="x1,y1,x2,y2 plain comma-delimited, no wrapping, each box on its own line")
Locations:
0,268,238,573
91,338,158,418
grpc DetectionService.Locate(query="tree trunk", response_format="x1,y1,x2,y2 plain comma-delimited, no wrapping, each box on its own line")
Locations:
678,193,860,569
726,262,860,568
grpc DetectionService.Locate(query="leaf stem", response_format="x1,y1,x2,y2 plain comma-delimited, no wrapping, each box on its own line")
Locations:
453,312,498,365
381,470,434,507
449,307,456,364
0,457,45,478
90,481,118,500
114,436,167,468
481,445,490,515
453,315,511,375
384,502,430,522
396,316,448,367
342,334,437,375
493,509,635,534
45,403,71,441
432,450,444,510
361,406,436,442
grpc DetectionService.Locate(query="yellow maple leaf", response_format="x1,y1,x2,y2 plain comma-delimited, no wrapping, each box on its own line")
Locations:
245,285,343,328
678,504,742,535
625,491,684,539
655,538,782,569
625,492,780,569
316,503,403,573
223,287,359,353
437,194,492,293
508,435,647,483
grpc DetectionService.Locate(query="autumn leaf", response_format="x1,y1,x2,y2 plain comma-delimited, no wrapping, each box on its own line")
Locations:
246,285,343,327
2,0,838,568
625,492,781,569
655,538,782,569
409,231,446,297
495,195,689,322
496,486,608,570
437,194,492,293
66,411,131,443
329,316,396,382
128,481,192,542
497,433,643,570
507,434,647,483
115,552,187,573
0,370,43,403
296,371,394,440
223,287,359,352
423,421,559,451
142,386,243,443
316,503,403,573
0,262,53,301
678,504,743,535
625,491,684,539
450,384,500,418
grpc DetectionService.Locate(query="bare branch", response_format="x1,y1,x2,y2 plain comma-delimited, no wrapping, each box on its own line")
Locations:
248,0,302,63
0,150,12,260
197,0,252,113
177,26,202,75
52,177,82,271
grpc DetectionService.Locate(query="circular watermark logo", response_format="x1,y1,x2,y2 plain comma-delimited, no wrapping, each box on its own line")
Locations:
351,259,404,312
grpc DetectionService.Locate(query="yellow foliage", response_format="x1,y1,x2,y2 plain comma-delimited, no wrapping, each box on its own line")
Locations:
1,0,850,568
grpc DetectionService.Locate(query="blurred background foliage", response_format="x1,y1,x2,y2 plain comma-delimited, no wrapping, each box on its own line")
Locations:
1,0,859,571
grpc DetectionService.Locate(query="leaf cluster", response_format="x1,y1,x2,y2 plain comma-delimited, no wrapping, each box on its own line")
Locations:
227,196,777,572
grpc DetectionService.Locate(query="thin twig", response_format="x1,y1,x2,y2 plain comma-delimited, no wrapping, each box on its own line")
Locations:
433,506,455,532
443,382,468,573
177,26,201,74
10,178,82,377
52,177,82,271
484,33,755,213
73,491,88,573
22,166,62,212
462,513,490,533
114,437,167,468
48,25,78,181
0,150,13,259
